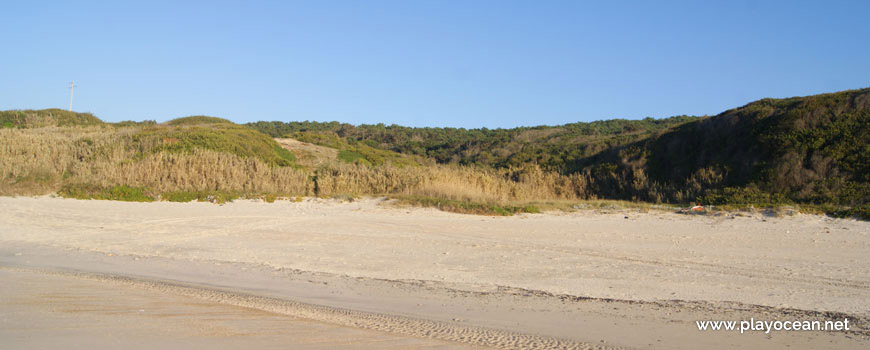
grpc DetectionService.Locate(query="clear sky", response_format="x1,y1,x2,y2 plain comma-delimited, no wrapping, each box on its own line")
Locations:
2,1,868,128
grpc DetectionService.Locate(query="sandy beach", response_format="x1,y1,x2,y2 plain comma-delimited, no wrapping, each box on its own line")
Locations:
1,196,867,349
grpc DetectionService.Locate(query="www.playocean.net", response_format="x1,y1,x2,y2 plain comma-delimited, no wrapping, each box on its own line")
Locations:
696,318,851,334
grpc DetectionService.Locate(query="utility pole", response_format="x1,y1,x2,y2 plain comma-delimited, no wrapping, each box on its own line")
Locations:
68,82,76,111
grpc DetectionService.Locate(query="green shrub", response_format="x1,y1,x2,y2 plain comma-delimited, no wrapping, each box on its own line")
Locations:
161,190,239,204
113,120,157,127
831,204,870,220
165,116,234,126
338,150,366,164
523,205,542,214
162,191,199,202
59,184,154,202
701,186,791,206
394,195,541,216
274,144,297,163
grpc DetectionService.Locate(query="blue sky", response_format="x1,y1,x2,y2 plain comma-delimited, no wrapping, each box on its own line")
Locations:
2,1,868,128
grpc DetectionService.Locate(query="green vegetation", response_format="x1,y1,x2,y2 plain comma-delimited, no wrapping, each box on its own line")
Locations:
161,190,240,204
394,195,542,216
247,88,869,219
60,185,271,204
2,113,306,204
832,204,870,219
337,149,369,165
59,184,154,202
273,145,297,164
1,109,104,128
112,120,157,127
292,132,418,167
0,111,297,167
586,88,870,209
248,116,698,171
135,119,297,167
2,88,869,219
165,115,235,126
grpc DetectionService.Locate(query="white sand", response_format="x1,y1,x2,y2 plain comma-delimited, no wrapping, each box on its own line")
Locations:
0,196,867,349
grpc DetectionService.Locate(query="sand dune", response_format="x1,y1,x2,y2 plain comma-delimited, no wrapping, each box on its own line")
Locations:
0,196,867,349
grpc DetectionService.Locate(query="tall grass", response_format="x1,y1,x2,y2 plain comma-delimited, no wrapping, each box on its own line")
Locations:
313,163,584,202
6,125,857,217
0,126,309,196
0,126,589,209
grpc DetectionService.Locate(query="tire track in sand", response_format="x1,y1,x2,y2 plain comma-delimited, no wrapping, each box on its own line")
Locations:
1,266,617,350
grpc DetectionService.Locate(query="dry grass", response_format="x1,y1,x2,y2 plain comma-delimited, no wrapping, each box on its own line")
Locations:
310,161,586,202
0,126,310,196
1,126,594,213
10,126,822,216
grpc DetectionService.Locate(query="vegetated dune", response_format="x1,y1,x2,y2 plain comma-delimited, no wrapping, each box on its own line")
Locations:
0,115,590,211
1,88,868,218
252,88,870,217
275,137,338,167
0,108,104,128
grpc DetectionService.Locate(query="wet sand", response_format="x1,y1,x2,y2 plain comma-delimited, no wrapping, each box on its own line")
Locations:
0,196,867,349
0,268,488,350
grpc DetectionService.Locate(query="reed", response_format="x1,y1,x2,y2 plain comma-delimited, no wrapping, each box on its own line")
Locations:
1,126,592,212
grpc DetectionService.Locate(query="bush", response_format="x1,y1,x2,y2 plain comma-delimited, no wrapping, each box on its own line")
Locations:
165,116,234,126
274,145,297,163
831,204,870,220
395,195,542,216
162,190,239,204
701,186,791,206
59,184,154,202
338,150,367,164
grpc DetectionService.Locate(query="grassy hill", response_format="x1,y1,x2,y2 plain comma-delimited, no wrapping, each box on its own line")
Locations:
657,88,869,206
0,114,304,202
571,88,869,216
139,116,297,167
1,109,104,128
248,88,869,217
247,115,699,171
2,88,868,218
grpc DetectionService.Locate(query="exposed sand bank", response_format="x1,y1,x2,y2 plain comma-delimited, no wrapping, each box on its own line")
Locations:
0,196,867,349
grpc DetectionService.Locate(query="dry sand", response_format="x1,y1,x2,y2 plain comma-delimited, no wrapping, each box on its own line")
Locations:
0,196,867,349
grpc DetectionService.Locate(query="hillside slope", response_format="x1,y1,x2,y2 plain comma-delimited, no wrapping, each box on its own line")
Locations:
249,88,869,214
660,88,868,203
2,88,868,217
0,114,304,199
248,116,699,170
0,109,103,128
572,88,869,210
